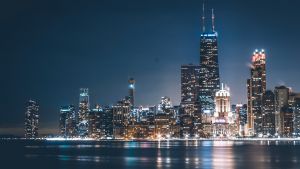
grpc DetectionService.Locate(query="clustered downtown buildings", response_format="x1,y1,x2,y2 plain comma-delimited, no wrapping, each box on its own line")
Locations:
24,8,300,140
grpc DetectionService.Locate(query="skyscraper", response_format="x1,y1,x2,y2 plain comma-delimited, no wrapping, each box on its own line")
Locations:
78,88,89,121
281,106,293,137
112,99,130,139
246,79,253,133
128,78,135,107
262,90,275,136
293,97,300,137
24,100,39,138
181,64,200,103
247,49,266,136
199,9,220,115
102,106,114,138
274,86,289,135
59,105,76,137
234,104,247,136
78,88,90,137
88,105,102,138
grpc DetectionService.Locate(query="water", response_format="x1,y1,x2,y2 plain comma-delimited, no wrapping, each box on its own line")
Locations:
1,140,300,169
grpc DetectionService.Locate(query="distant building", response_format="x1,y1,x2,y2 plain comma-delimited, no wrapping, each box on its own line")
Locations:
199,32,220,115
212,84,237,137
101,106,114,138
113,100,130,139
158,96,172,113
181,64,200,103
78,88,90,137
262,90,275,136
180,64,202,137
246,79,253,134
235,104,247,126
128,78,135,107
281,106,293,137
24,100,39,138
234,104,247,136
59,105,76,137
247,49,266,136
88,105,102,138
293,97,300,137
179,102,201,138
274,86,289,136
199,10,220,116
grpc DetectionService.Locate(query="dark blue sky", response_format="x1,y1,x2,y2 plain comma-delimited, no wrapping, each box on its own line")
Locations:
1,0,300,135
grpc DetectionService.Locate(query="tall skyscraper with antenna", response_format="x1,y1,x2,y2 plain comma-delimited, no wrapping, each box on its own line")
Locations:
199,5,220,118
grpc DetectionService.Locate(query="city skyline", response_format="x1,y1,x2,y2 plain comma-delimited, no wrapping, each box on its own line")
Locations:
1,0,300,135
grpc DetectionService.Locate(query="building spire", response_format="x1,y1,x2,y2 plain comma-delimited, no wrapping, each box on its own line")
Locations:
202,1,205,32
212,8,215,32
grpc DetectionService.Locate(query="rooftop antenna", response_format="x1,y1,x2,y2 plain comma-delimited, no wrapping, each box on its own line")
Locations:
202,1,205,32
212,8,215,32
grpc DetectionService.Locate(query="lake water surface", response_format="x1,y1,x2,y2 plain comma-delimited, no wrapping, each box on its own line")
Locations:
1,140,300,169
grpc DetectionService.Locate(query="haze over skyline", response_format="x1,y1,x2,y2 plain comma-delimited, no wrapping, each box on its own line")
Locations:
1,0,300,135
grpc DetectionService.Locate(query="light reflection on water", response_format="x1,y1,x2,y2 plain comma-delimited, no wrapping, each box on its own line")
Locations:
21,140,300,169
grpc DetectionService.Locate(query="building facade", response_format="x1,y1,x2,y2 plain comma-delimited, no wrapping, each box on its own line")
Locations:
59,105,76,137
112,100,130,139
211,84,237,137
128,78,135,107
293,98,300,137
262,90,275,136
181,64,200,103
78,88,90,137
24,100,39,138
247,49,266,136
180,64,202,137
199,32,220,116
274,86,289,136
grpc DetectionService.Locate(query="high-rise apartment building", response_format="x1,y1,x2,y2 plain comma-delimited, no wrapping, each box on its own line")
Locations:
247,49,266,136
274,86,289,135
262,90,275,136
293,98,300,137
59,105,76,137
112,99,130,139
78,88,90,137
181,64,200,103
24,100,39,138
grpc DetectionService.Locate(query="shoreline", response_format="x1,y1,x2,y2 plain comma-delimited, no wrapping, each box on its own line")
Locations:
1,137,300,142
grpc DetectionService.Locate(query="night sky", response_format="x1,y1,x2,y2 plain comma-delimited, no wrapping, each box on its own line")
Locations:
1,0,300,135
